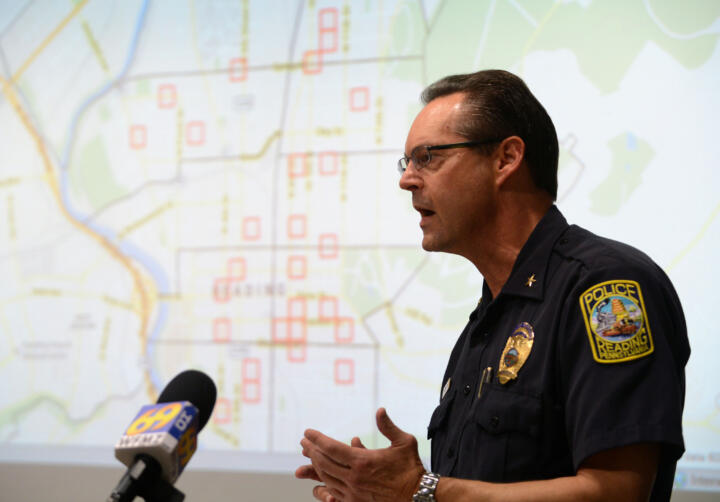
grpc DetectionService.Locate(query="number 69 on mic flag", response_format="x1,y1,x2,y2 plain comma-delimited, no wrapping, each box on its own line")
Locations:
115,401,199,483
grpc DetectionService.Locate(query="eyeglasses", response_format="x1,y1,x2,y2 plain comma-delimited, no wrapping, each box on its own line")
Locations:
397,140,501,174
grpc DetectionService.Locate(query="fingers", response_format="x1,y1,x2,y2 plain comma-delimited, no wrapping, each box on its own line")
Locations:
304,429,354,466
295,464,322,482
310,462,347,501
350,436,366,449
376,407,406,445
312,484,339,502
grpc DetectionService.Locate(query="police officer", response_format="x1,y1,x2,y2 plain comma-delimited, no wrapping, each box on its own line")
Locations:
296,70,689,502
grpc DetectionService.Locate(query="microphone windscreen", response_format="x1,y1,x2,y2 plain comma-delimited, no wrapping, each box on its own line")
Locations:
157,369,217,431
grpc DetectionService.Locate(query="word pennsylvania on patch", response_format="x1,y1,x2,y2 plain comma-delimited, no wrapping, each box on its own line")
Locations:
579,280,654,363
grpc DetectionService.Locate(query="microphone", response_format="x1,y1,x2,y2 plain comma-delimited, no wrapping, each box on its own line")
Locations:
107,370,217,502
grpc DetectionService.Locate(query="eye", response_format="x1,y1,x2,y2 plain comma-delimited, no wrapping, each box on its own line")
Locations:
412,146,431,167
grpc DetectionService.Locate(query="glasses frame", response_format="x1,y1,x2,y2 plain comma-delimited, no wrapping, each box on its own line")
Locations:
397,140,501,174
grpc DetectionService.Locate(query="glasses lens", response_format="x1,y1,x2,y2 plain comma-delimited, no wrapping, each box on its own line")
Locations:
412,145,431,168
397,157,409,173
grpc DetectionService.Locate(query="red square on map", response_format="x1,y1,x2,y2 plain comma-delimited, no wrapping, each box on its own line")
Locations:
243,382,261,404
349,87,369,112
289,319,307,343
186,120,206,146
242,216,261,241
319,296,338,321
319,31,338,53
242,357,261,382
212,317,232,343
302,50,323,75
319,7,338,32
288,297,307,320
229,57,248,82
288,153,309,178
157,84,177,109
287,344,307,363
227,257,247,281
129,125,147,150
319,31,338,54
334,359,354,385
227,257,246,280
319,233,338,259
287,255,307,279
318,151,339,176
288,214,307,239
335,317,354,344
213,398,231,423
272,318,289,342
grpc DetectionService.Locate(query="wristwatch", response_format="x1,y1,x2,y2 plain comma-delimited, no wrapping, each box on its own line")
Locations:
412,472,440,501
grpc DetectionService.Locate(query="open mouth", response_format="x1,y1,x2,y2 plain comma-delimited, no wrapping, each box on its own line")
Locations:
416,207,435,217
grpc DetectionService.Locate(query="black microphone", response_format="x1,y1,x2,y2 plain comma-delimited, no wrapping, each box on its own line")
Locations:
107,370,217,502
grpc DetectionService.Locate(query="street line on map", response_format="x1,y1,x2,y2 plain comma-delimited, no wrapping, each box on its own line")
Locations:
507,0,539,28
643,0,720,40
517,1,562,76
667,201,720,272
0,0,34,41
472,0,497,70
122,55,424,82
11,0,90,83
181,146,398,164
178,245,419,253
1,0,160,404
0,76,152,399
2,382,142,433
147,339,377,349
267,0,306,453
417,0,430,33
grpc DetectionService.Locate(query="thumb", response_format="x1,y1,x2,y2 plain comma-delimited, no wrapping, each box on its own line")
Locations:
376,407,406,446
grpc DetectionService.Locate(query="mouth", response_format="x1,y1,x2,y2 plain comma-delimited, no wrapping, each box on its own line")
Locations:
414,206,435,226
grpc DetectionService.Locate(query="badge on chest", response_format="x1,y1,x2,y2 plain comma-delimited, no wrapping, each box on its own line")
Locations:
497,322,535,384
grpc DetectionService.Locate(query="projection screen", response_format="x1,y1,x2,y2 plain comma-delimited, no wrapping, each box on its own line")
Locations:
1,0,719,496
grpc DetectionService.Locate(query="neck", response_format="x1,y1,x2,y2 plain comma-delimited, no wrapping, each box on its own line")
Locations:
466,196,552,299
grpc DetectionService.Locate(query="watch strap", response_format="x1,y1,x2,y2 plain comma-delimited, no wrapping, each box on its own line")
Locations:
412,472,440,502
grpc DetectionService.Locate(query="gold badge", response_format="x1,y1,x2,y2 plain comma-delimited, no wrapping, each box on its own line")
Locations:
579,279,654,363
497,322,535,384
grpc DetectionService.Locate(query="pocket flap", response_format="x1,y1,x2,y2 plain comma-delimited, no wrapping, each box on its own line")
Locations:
475,387,541,436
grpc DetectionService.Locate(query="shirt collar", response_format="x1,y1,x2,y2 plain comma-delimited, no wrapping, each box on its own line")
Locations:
484,205,569,303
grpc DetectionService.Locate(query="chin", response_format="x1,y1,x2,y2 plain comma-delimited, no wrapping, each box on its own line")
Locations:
421,235,443,252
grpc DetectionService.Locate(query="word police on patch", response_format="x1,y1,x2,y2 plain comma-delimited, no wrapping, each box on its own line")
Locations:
579,279,654,363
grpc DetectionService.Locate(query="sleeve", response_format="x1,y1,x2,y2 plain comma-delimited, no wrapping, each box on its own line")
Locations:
557,261,689,471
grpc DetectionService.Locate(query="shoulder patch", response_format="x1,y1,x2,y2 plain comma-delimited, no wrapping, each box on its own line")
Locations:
579,279,654,363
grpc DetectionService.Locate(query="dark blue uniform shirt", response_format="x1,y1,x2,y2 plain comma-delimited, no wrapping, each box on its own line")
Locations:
428,206,689,501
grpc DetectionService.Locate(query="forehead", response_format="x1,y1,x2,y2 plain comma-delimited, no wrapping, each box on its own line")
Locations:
405,93,467,150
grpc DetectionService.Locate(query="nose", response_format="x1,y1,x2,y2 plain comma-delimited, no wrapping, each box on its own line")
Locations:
399,164,422,192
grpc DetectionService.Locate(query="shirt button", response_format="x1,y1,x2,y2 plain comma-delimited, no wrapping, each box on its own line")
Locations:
490,416,500,428
447,447,455,458
463,384,471,395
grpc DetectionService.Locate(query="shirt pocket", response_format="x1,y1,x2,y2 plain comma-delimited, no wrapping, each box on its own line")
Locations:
466,386,542,482
427,389,456,471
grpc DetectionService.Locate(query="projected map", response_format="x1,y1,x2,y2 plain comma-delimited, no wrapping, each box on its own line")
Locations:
1,0,719,492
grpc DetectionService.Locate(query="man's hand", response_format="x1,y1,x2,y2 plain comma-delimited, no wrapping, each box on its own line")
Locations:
295,408,426,502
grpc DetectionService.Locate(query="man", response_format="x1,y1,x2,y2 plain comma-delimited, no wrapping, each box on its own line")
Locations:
296,70,689,502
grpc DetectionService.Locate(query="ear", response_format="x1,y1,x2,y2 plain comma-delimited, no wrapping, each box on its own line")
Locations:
494,136,525,188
